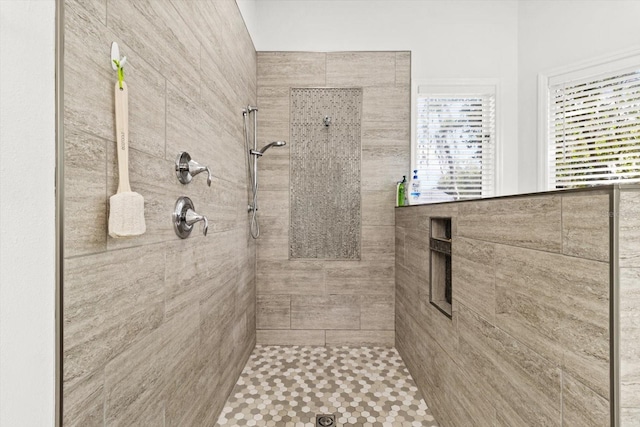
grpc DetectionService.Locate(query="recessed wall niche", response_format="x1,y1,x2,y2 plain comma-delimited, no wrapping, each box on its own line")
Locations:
429,217,452,317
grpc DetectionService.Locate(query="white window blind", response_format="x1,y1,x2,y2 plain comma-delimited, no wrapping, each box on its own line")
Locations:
415,86,496,200
548,64,640,189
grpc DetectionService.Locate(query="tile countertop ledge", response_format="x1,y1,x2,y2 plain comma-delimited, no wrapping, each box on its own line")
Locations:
395,183,640,208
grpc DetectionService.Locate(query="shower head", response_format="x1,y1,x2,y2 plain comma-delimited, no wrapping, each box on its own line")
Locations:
252,141,286,156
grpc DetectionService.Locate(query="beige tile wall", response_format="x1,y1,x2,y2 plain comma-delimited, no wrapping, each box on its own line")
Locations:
255,51,411,346
395,190,612,426
620,187,640,425
62,0,257,424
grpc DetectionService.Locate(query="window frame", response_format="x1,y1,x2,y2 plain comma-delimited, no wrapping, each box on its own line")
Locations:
537,48,640,190
411,78,502,199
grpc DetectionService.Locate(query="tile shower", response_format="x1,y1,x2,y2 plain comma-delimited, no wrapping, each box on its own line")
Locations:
60,1,640,426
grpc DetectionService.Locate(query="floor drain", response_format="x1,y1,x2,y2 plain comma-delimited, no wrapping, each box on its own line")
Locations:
316,414,336,427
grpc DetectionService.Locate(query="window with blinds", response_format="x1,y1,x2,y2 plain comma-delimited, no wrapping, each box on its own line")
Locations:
414,83,496,201
547,59,640,189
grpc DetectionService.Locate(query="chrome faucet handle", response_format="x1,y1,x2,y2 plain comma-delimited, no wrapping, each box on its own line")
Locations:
185,208,208,236
175,152,212,186
187,160,212,187
173,197,208,238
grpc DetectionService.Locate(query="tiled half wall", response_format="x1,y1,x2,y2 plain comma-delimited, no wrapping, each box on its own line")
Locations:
62,0,257,424
395,189,613,426
255,51,411,346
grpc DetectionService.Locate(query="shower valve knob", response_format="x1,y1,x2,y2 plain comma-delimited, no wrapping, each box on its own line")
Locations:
175,152,212,186
173,196,208,238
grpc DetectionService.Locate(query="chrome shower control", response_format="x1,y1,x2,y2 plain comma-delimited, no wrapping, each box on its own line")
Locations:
175,152,212,186
173,196,208,239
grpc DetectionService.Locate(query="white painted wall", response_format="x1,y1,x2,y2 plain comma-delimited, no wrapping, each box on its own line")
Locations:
250,0,520,195
518,0,640,192
0,1,56,425
236,0,258,46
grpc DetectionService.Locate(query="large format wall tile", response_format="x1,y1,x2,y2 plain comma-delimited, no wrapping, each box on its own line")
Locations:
256,51,409,343
452,237,495,322
107,0,201,102
291,295,360,330
64,129,107,257
495,244,609,398
326,52,396,87
256,329,325,346
620,189,640,268
562,191,610,262
458,196,562,252
63,0,256,424
396,190,613,427
257,52,326,87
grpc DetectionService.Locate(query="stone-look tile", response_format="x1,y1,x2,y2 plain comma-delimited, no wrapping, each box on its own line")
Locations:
396,263,420,311
622,407,640,425
620,189,640,267
257,86,290,125
562,192,610,262
458,196,563,252
453,237,496,322
257,52,326,87
165,231,238,319
445,360,496,426
326,330,395,346
63,1,115,142
362,86,410,124
256,214,289,261
67,0,106,24
326,52,396,87
621,268,640,407
457,305,498,400
362,120,410,149
395,225,406,266
362,226,395,261
66,0,166,158
107,0,201,102
200,49,244,142
255,150,290,191
64,0,256,425
104,325,164,426
495,244,609,398
395,205,431,230
491,326,562,427
360,295,394,330
562,373,610,427
291,295,360,330
256,330,325,346
362,191,396,226
403,231,430,280
362,145,410,192
396,51,411,86
256,119,290,152
166,82,245,184
162,306,202,426
257,260,325,295
258,190,290,218
325,260,394,295
257,295,291,329
63,245,165,391
63,370,104,427
217,346,438,426
64,129,107,257
106,146,181,250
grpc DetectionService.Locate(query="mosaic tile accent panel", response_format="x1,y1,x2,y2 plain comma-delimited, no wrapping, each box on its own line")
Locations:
290,88,362,260
216,345,438,427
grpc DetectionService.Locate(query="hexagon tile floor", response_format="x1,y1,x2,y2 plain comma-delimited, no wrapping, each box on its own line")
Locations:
215,345,439,427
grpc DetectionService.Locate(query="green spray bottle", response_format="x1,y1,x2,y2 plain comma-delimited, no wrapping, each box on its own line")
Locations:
397,176,407,206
